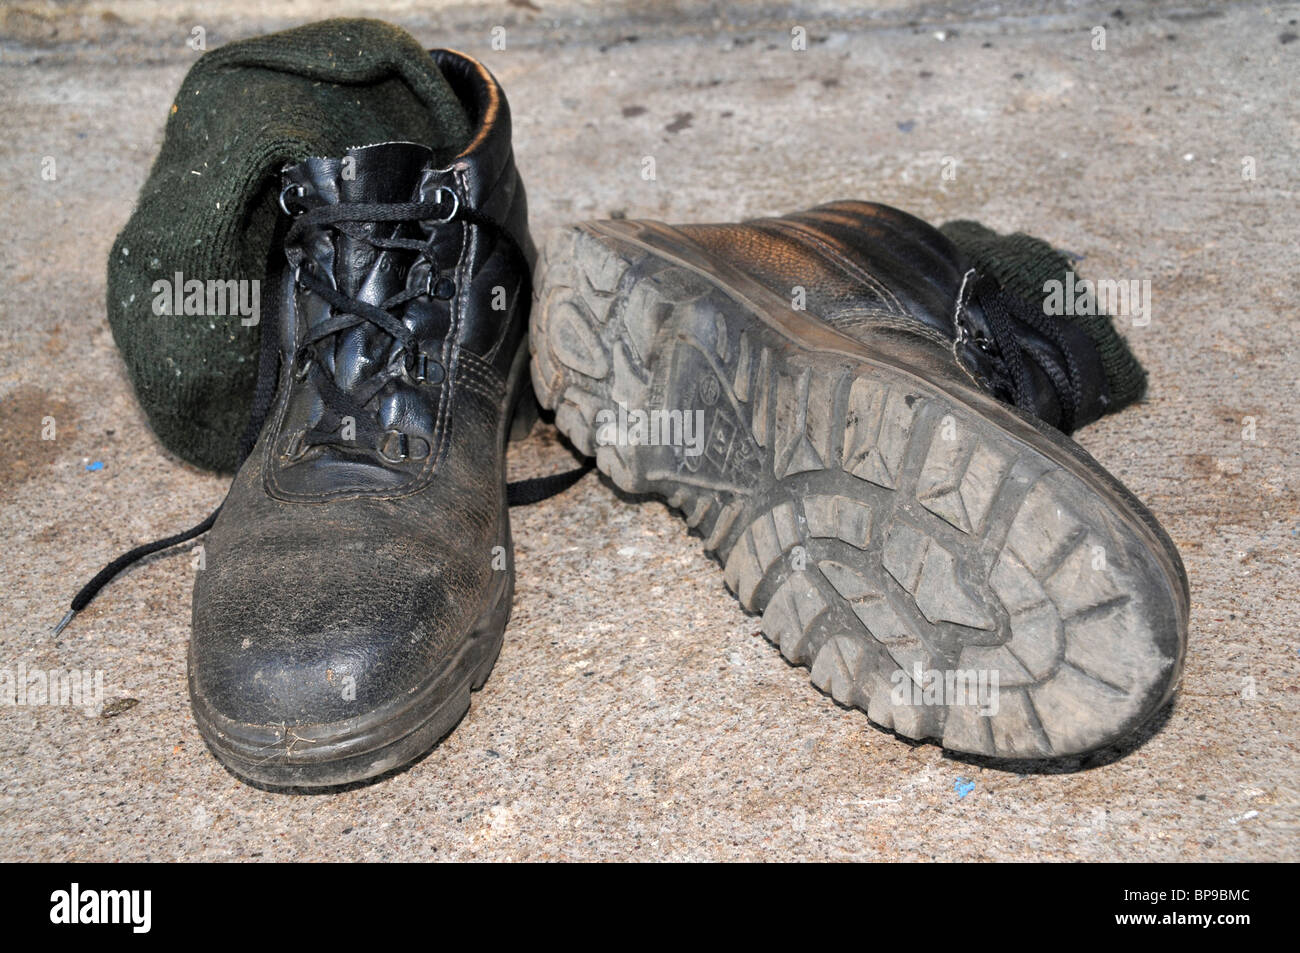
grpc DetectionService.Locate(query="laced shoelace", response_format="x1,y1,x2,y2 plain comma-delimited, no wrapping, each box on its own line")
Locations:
55,194,592,636
970,278,1086,435
284,195,461,455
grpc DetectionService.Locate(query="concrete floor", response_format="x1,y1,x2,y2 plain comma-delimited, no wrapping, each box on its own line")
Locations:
1,0,1297,861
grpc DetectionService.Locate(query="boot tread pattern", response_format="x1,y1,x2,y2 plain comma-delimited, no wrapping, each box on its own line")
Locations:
531,225,1177,759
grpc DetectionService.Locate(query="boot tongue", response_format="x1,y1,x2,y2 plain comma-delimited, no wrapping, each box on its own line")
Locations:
283,141,436,394
287,141,435,296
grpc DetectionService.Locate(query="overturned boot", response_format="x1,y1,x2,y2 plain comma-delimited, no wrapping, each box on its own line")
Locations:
189,52,536,787
530,202,1188,760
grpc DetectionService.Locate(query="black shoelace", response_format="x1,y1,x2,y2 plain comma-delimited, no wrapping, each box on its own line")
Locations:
971,278,1085,435
55,196,592,636
285,196,462,455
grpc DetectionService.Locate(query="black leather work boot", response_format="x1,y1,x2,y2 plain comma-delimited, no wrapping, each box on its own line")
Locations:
530,202,1189,760
189,52,536,787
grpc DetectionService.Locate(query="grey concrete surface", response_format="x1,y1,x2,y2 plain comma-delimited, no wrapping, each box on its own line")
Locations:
1,0,1297,861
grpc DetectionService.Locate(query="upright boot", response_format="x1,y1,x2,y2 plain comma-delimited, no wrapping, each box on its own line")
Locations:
189,51,535,787
530,203,1188,759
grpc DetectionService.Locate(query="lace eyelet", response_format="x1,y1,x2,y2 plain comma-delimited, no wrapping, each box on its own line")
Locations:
377,430,429,463
400,349,445,385
292,258,336,293
294,347,314,380
378,430,408,462
423,186,460,223
278,183,307,217
280,430,309,461
431,276,457,300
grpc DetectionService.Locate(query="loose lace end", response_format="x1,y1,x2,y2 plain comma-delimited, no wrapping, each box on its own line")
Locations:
53,609,76,637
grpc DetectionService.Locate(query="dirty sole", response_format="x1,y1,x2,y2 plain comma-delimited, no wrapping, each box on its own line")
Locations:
531,219,1189,760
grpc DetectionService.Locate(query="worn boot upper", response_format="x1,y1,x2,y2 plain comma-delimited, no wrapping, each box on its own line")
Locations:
675,201,1116,434
190,50,532,728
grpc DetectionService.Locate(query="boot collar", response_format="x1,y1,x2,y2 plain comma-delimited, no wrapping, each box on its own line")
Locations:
428,49,513,212
277,48,516,220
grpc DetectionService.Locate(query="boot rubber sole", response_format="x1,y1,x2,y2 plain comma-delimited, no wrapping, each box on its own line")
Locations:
531,220,1189,760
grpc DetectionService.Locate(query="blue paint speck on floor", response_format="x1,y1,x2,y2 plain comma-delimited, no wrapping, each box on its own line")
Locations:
85,461,104,472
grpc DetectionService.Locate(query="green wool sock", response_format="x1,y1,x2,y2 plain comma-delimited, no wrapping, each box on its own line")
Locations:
940,219,1148,413
107,18,471,472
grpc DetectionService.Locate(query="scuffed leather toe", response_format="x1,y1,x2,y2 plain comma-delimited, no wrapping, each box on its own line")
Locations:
190,507,491,729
